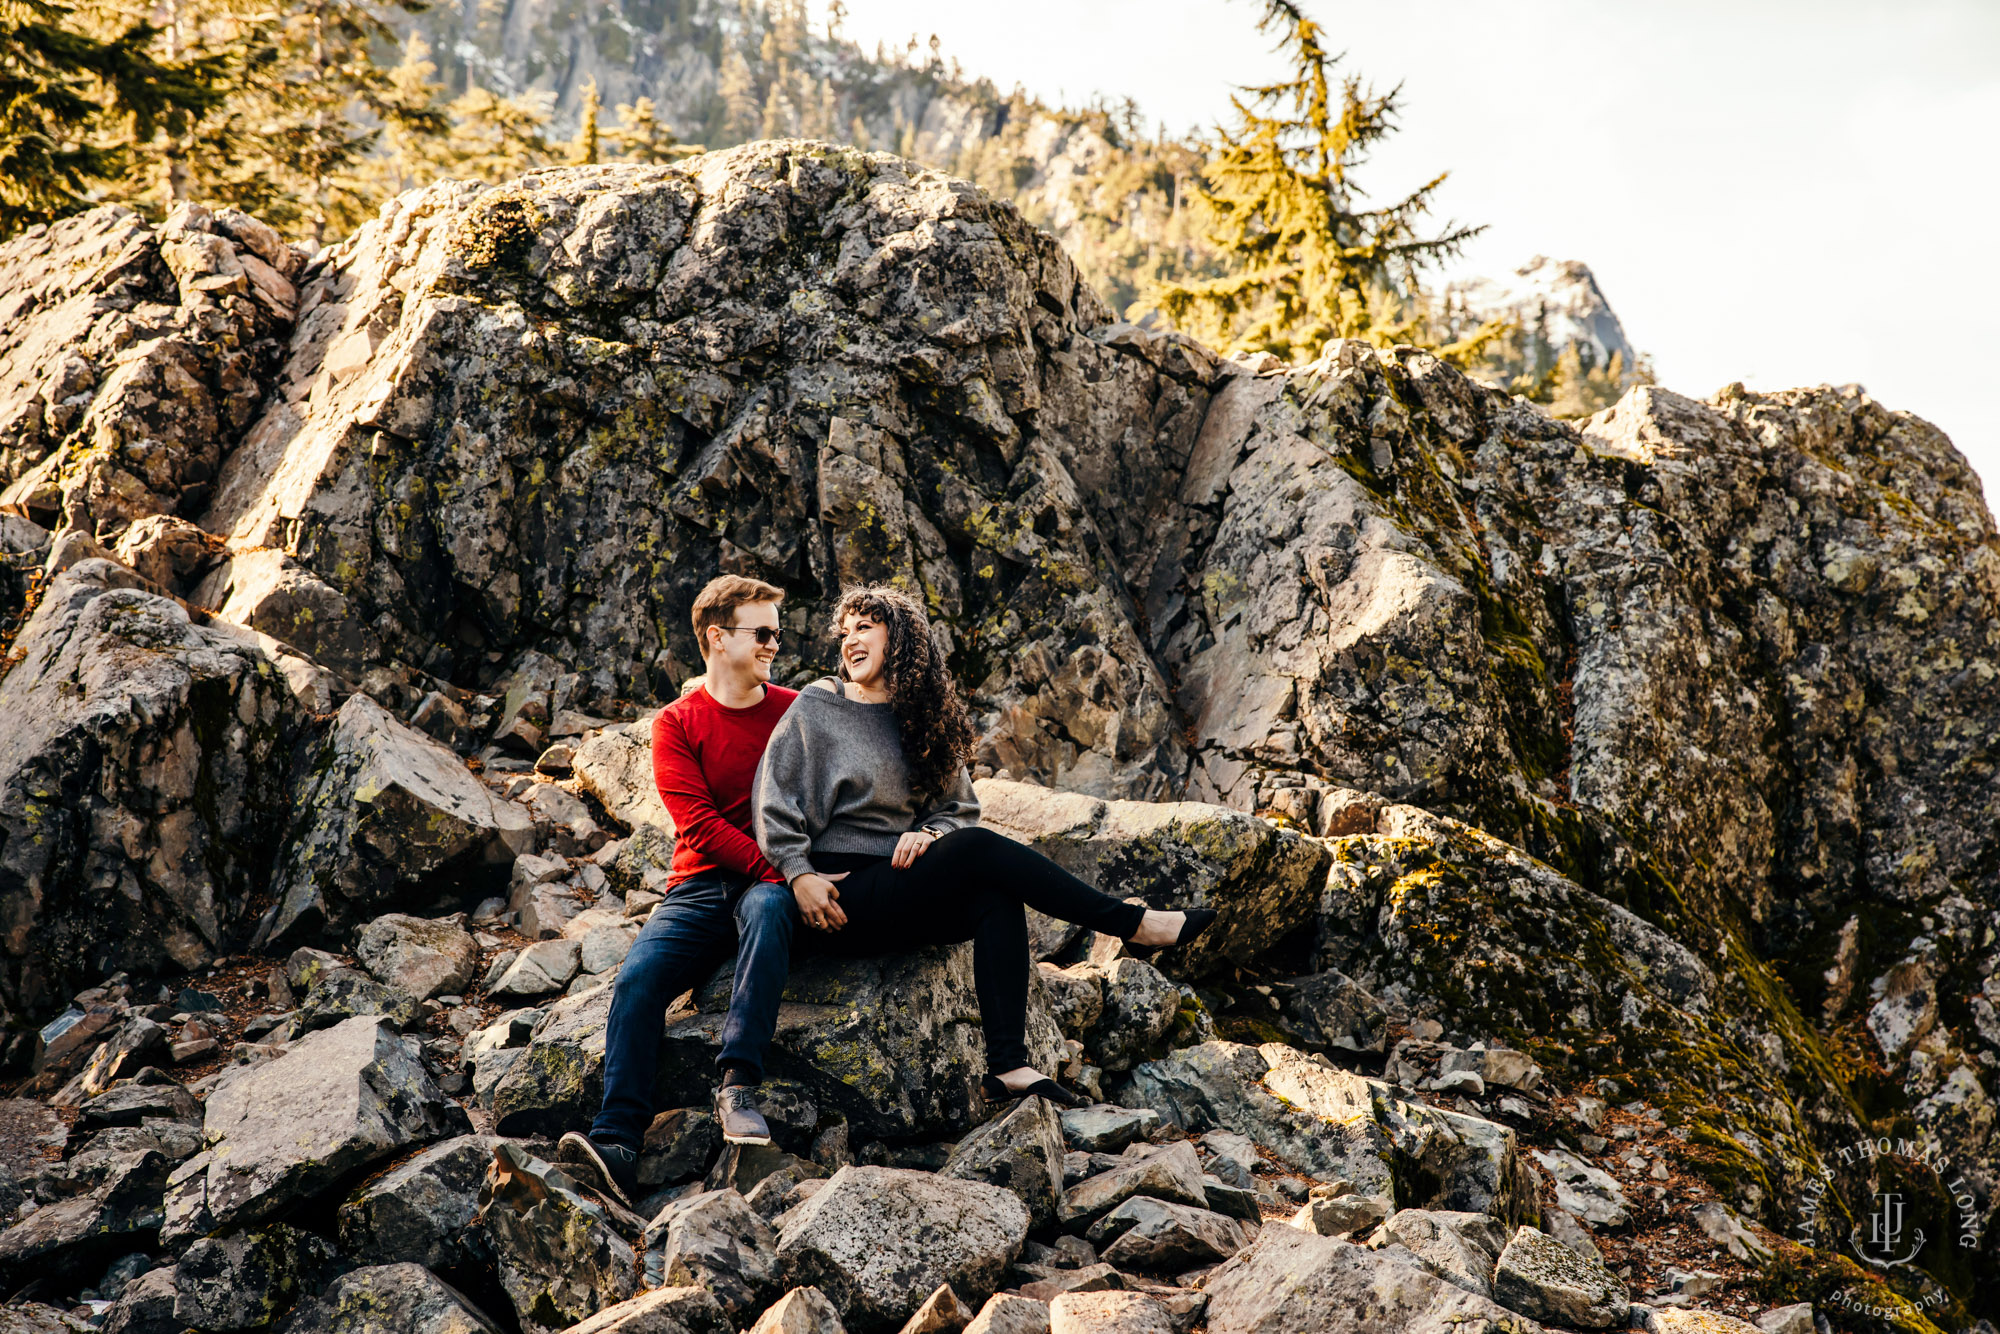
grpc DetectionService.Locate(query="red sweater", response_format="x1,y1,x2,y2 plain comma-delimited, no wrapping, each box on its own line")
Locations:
652,683,798,888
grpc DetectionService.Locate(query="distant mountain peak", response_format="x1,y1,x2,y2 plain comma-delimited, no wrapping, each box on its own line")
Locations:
1445,256,1636,369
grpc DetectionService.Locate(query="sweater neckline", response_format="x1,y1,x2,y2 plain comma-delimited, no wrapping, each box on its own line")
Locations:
804,681,893,709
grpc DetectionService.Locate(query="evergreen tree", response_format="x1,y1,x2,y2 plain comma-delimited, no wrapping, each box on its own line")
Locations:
1146,0,1500,365
606,95,695,162
758,69,793,139
357,29,450,198
439,84,552,183
255,0,432,242
572,75,600,164
0,0,222,234
716,44,758,141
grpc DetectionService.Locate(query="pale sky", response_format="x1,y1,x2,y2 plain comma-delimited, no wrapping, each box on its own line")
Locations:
840,0,2000,502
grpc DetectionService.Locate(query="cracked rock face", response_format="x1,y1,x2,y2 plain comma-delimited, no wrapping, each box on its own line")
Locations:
476,1144,639,1334
283,1262,503,1334
1203,1226,1540,1334
196,145,1212,798
0,204,294,533
0,561,312,1015
259,694,534,948
1125,1042,1530,1225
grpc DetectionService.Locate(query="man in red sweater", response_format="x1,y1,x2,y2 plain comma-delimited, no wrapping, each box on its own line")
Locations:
558,575,801,1206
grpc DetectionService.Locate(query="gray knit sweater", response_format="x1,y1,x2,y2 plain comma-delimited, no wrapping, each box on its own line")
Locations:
751,682,980,884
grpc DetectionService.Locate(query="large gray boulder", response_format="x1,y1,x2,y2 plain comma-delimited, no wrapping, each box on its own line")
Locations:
976,781,1327,977
1083,1196,1248,1271
643,1189,783,1322
1202,1226,1544,1334
163,1015,469,1244
1378,1209,1507,1298
354,914,479,1001
259,694,534,947
774,1166,1030,1333
571,720,674,833
1124,1042,1529,1224
494,945,1064,1141
0,1140,172,1277
295,966,421,1033
281,1263,502,1334
0,561,317,1015
1084,958,1180,1073
172,1223,335,1331
476,1144,638,1334
1491,1226,1628,1329
940,1096,1066,1231
336,1135,507,1269
1057,1142,1207,1227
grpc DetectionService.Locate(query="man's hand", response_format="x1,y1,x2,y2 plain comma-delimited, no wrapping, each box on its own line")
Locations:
890,829,938,869
792,872,848,931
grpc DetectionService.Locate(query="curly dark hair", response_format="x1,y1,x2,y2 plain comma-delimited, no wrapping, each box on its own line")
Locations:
830,585,977,803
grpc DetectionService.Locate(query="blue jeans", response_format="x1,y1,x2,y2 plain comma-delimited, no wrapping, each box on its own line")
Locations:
590,872,797,1150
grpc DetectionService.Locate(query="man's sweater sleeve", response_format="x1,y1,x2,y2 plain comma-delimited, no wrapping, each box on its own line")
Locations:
652,707,782,882
915,765,981,834
752,705,821,885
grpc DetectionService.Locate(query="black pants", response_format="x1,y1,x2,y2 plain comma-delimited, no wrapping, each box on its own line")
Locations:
806,826,1148,1072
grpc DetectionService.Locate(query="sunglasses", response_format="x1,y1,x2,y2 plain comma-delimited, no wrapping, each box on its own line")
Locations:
716,625,783,646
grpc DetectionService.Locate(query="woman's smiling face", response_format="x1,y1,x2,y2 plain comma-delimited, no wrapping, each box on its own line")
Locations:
839,611,890,690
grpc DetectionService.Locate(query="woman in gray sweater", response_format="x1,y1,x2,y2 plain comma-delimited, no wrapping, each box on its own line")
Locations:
752,584,1214,1106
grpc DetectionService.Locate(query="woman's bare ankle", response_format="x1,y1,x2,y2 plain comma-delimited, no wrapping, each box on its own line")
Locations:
1129,908,1186,948
994,1066,1046,1092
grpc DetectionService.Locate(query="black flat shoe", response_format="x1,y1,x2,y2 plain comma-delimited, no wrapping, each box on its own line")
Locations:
1126,906,1219,959
981,1073,1085,1108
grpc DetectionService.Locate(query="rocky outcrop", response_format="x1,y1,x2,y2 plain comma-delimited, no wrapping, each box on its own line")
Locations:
164,1015,469,1244
0,562,317,1016
1202,1226,1541,1334
494,944,1065,1142
0,204,294,532
191,146,1209,799
0,143,1991,1326
259,695,533,947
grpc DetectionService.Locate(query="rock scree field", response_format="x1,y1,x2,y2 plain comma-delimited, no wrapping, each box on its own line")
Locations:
0,141,1993,1333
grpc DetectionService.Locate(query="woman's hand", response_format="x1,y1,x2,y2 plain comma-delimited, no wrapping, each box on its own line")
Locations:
792,872,848,931
891,829,938,869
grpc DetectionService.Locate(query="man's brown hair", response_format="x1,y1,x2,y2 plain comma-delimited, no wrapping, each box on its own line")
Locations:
691,575,784,654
